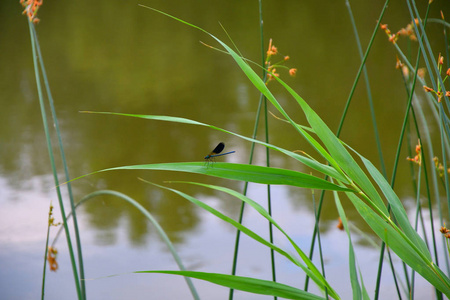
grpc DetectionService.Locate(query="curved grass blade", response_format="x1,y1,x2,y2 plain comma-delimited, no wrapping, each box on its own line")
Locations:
346,191,450,296
136,271,327,300
81,111,350,184
269,75,387,216
357,153,431,260
134,6,352,183
333,190,364,300
53,190,200,300
165,7,388,216
169,181,339,298
133,5,450,296
189,16,387,215
142,180,340,299
136,2,387,232
79,190,200,300
28,21,83,299
98,162,353,192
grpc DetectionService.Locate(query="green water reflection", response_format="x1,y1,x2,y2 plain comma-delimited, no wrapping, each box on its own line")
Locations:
1,0,448,247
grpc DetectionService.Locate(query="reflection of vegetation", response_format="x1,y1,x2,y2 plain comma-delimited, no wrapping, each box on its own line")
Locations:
54,190,200,299
81,187,200,246
20,0,450,299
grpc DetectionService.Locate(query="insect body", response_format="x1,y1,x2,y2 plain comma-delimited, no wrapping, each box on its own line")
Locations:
204,142,235,165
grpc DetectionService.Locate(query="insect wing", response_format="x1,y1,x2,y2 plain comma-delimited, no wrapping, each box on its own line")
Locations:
211,142,225,155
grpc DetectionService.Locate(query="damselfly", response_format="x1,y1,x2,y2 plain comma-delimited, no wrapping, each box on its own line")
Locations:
204,142,235,165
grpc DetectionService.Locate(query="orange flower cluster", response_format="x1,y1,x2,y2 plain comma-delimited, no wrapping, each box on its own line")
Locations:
267,39,278,57
20,0,43,24
433,156,450,178
289,68,297,76
48,204,61,227
265,38,297,84
441,226,450,239
396,22,418,41
396,57,426,80
440,224,450,257
423,53,450,103
45,204,60,272
380,24,398,44
380,20,418,44
417,68,426,79
407,140,422,166
47,246,58,271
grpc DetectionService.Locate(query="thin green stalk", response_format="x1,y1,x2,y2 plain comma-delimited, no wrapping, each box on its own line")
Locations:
441,115,450,226
403,58,450,275
441,12,450,275
411,270,417,299
414,141,442,297
258,0,277,292
443,17,450,69
403,96,414,297
30,24,86,299
305,0,390,291
404,110,423,298
230,192,245,281
304,186,326,291
264,100,277,295
386,248,403,299
229,2,268,299
410,0,450,197
399,68,435,297
229,90,264,300
28,21,83,300
405,3,443,299
410,103,432,254
418,135,440,269
336,0,390,137
348,3,403,295
411,163,424,300
374,3,431,299
41,204,52,300
312,191,328,299
409,0,449,102
345,0,387,178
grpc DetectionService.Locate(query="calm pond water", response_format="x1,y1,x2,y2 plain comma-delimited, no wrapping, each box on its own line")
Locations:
1,1,450,299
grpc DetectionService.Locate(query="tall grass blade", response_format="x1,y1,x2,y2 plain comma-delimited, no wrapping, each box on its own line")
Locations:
306,0,390,289
407,0,442,272
170,181,337,295
30,23,86,299
346,190,450,296
142,181,340,298
28,21,83,300
272,75,387,215
137,5,350,178
81,111,349,184
137,271,327,300
80,162,352,192
357,153,430,258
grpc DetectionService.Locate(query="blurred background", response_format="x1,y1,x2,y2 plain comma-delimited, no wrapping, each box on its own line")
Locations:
1,1,449,299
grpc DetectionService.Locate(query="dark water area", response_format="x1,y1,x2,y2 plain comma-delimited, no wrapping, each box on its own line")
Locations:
1,1,450,299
